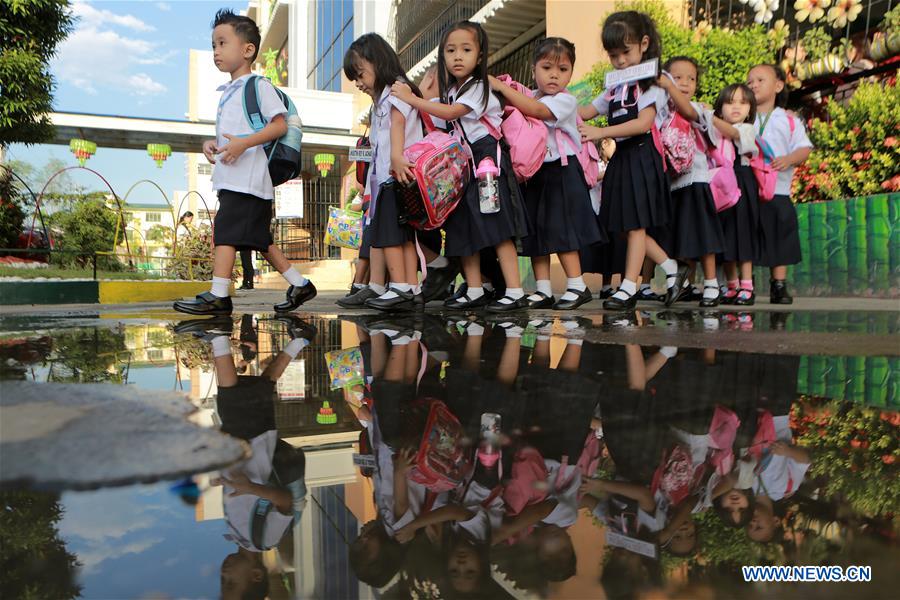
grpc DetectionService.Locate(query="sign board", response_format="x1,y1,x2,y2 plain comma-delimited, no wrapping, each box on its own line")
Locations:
349,147,373,163
606,530,658,559
352,454,377,469
274,180,304,218
604,59,659,89
276,359,306,400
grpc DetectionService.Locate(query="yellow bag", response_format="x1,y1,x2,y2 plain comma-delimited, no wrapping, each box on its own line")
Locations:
324,206,363,250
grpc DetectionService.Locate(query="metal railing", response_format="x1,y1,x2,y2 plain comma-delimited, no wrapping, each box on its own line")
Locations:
397,0,485,71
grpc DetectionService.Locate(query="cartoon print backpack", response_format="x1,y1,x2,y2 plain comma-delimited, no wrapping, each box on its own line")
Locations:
408,400,472,492
708,139,741,212
493,74,549,182
242,74,303,187
752,113,796,202
659,110,696,176
398,113,471,230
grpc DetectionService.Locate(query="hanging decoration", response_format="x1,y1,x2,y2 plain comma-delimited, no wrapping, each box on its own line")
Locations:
316,401,338,425
69,139,96,166
314,153,336,177
147,143,172,168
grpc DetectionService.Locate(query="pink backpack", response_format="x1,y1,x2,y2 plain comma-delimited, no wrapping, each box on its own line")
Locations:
752,114,796,203
708,139,741,212
659,110,696,176
401,113,471,230
554,109,602,188
493,74,548,182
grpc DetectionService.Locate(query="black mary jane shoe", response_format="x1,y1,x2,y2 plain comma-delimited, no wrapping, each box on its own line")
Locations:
664,265,691,307
769,279,793,305
422,260,460,303
365,289,415,312
485,295,528,313
636,287,663,303
237,280,254,290
598,287,615,300
733,289,756,306
274,281,318,312
336,286,379,309
174,291,233,316
553,287,593,310
274,315,318,340
445,291,491,311
173,316,234,337
526,291,555,309
602,289,638,311
698,285,721,308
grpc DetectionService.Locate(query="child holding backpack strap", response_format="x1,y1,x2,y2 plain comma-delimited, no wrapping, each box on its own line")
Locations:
342,33,426,311
174,9,316,317
578,11,686,311
489,37,606,310
747,64,813,304
391,21,530,313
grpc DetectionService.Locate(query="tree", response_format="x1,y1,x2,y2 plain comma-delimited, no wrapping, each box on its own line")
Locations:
48,193,120,268
0,168,26,248
0,0,74,146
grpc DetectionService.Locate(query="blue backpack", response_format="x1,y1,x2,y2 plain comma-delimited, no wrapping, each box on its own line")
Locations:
242,74,303,187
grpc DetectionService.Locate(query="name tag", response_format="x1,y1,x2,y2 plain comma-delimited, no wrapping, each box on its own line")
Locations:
349,147,373,163
612,109,629,119
606,530,658,558
605,59,659,89
353,453,377,469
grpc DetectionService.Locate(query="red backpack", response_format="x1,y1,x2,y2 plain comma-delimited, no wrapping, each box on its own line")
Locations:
408,400,472,492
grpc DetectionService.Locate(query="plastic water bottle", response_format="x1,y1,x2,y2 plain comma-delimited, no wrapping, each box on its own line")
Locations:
478,412,501,469
476,157,500,214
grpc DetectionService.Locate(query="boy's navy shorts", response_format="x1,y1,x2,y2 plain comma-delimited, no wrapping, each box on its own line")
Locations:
214,189,275,252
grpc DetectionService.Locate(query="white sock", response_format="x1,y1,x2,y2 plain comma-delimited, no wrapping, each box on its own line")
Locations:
611,278,637,301
378,289,400,300
703,279,719,299
466,322,485,336
412,285,422,295
499,323,523,338
391,335,412,345
210,276,231,298
561,277,586,301
660,259,678,278
370,283,386,295
659,346,678,358
283,337,310,358
352,283,366,291
428,255,449,269
466,286,485,300
483,282,494,293
283,267,308,287
567,338,584,346
536,279,552,296
211,335,231,357
497,287,524,304
703,317,720,330
639,283,651,292
392,283,412,292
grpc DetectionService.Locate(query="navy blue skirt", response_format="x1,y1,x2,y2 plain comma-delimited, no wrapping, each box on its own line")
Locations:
520,158,606,256
671,182,725,259
758,194,802,267
369,181,414,249
601,133,671,233
718,164,759,263
444,136,530,257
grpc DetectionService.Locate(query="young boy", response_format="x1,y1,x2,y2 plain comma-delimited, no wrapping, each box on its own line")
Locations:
174,9,316,316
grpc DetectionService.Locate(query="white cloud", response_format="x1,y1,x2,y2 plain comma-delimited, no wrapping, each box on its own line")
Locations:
53,4,172,98
72,1,155,32
156,2,172,11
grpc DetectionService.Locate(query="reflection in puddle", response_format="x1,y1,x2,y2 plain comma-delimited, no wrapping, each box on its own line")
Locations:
0,312,897,599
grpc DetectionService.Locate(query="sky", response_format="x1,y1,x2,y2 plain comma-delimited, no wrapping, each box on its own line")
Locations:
7,0,245,204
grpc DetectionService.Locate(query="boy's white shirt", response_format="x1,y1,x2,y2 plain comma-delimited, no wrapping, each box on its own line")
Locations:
212,74,286,200
537,92,581,162
755,107,813,196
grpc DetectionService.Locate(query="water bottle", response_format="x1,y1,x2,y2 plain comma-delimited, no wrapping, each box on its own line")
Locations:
476,157,500,214
478,412,502,469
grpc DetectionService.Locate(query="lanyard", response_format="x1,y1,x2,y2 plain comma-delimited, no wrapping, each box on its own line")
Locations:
757,111,773,137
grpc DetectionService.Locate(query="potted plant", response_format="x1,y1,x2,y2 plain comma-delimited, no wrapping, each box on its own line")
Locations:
797,27,843,80
869,5,900,62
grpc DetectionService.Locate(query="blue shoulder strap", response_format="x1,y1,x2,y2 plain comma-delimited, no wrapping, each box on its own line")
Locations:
242,74,267,132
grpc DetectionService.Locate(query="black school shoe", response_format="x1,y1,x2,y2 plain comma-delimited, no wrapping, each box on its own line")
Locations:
174,291,233,316
636,287,663,303
365,289,415,311
274,281,318,312
734,289,756,306
238,280,254,290
526,291,555,309
553,287,593,310
603,289,638,311
445,289,492,310
664,264,691,307
173,316,234,337
486,294,529,313
336,286,379,308
274,315,318,340
698,285,721,308
422,260,460,302
769,279,793,304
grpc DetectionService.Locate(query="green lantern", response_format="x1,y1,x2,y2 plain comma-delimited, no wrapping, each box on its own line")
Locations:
314,153,336,177
69,139,97,166
147,143,172,168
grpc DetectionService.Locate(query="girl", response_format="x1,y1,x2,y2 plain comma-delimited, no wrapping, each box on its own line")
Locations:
578,11,687,311
343,33,424,311
489,37,605,310
657,56,726,307
391,21,530,313
713,84,760,305
747,64,813,304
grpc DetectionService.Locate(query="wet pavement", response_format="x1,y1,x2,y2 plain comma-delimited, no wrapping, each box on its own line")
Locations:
0,306,897,599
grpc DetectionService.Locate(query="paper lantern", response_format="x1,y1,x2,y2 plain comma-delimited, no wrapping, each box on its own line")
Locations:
314,153,335,177
147,143,172,168
316,401,338,425
69,139,96,166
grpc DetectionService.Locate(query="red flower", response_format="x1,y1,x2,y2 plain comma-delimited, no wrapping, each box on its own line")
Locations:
852,126,861,135
883,454,897,465
852,152,864,160
885,137,898,147
850,439,862,448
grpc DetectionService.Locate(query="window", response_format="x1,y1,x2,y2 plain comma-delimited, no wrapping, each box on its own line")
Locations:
197,163,212,175
146,212,161,223
307,0,353,92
